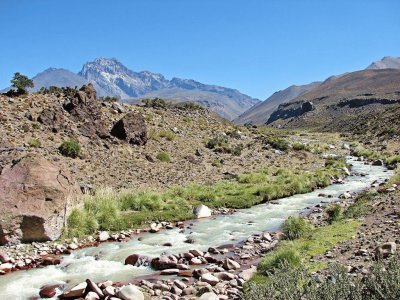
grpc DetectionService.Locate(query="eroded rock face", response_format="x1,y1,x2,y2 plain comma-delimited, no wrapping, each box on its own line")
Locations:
0,156,80,245
37,106,66,133
110,112,147,145
63,84,108,138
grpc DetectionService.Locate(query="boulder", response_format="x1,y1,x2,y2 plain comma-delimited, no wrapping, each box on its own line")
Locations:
375,242,397,259
110,112,147,145
193,204,212,219
37,106,66,133
117,285,144,300
342,167,351,176
0,156,80,245
0,250,10,263
63,84,108,138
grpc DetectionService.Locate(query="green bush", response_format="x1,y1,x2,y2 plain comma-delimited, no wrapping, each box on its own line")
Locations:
156,151,170,162
67,208,99,237
282,216,313,240
59,140,81,158
28,138,41,148
232,144,244,156
206,135,229,149
326,204,343,223
158,129,176,141
258,247,302,274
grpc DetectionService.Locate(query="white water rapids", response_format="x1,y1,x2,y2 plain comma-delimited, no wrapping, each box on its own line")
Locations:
0,157,393,299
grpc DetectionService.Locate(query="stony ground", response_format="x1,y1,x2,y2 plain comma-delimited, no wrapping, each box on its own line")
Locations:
0,92,342,192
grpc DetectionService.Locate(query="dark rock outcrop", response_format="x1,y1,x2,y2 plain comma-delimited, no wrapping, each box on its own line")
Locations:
0,156,80,245
110,112,147,145
266,101,315,124
37,106,66,133
63,84,108,138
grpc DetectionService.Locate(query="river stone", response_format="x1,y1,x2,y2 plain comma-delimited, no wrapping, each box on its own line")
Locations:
189,249,203,257
103,286,116,296
117,285,144,300
125,254,140,266
161,268,180,275
190,257,202,265
200,292,219,300
61,282,87,298
39,285,59,298
214,271,235,281
201,273,220,285
98,231,110,242
223,258,240,270
193,204,212,218
86,279,104,298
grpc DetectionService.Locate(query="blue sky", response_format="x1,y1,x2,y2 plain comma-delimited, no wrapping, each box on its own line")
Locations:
0,0,399,99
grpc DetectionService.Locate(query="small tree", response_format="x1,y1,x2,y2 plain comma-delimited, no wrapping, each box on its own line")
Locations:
10,72,34,94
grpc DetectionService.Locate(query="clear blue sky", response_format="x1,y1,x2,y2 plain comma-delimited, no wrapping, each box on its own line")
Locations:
0,0,399,99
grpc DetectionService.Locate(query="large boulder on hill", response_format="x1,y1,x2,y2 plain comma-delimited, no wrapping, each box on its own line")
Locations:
111,112,147,145
63,84,108,138
0,156,80,245
37,106,66,133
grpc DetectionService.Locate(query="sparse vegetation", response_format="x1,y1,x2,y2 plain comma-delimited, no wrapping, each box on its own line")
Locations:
265,136,289,151
59,139,81,158
246,253,400,300
28,137,41,148
156,151,170,162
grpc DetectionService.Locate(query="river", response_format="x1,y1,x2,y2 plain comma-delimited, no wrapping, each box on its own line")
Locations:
0,156,393,299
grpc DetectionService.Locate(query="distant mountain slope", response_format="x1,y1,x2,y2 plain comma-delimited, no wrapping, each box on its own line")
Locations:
78,58,259,120
266,69,400,133
30,68,109,96
233,82,320,125
128,87,256,120
366,56,400,70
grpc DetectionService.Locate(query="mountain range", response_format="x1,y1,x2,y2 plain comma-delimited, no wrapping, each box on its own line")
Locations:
234,56,400,125
3,58,259,120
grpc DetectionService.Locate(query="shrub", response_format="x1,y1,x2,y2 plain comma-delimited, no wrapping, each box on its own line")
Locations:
67,208,99,237
206,135,229,149
266,136,289,151
211,159,222,167
28,138,41,148
292,142,309,151
156,151,170,162
141,98,168,108
159,129,176,141
232,144,244,156
258,247,302,274
326,204,343,223
282,216,312,240
59,140,81,158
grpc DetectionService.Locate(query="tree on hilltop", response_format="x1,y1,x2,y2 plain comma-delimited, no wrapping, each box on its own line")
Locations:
10,72,34,94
